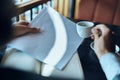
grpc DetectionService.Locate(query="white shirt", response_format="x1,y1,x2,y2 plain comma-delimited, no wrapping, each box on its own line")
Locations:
100,53,120,80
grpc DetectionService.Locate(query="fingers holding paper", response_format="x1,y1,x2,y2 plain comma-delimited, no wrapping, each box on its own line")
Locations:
12,21,40,39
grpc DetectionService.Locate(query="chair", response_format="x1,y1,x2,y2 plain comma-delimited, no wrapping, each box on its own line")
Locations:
74,0,120,26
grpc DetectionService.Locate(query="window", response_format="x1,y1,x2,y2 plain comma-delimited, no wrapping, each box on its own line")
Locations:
12,0,50,22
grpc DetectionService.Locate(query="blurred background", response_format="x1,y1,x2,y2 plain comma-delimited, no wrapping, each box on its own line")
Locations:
12,0,79,23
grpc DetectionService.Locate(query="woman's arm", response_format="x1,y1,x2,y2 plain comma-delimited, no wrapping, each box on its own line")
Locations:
12,21,40,39
99,52,120,80
91,24,120,80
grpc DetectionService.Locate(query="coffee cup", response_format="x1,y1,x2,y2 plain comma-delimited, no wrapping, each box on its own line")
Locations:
76,21,94,38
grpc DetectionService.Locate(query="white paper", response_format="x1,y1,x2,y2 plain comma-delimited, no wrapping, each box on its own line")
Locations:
8,5,83,70
41,52,85,79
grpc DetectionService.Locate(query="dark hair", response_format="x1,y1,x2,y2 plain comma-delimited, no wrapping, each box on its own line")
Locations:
0,0,16,46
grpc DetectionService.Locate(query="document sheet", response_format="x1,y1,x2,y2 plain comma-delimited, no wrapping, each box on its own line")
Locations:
8,5,83,70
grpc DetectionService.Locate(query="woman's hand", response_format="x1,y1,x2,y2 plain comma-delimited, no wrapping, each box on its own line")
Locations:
91,24,115,59
12,21,40,39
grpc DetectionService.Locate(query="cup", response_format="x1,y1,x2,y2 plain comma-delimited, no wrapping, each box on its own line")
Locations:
76,21,94,38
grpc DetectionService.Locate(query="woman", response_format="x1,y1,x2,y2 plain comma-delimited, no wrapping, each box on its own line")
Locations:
92,24,120,80
0,0,53,80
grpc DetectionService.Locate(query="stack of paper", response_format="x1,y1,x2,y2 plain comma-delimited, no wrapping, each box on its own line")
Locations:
8,5,83,70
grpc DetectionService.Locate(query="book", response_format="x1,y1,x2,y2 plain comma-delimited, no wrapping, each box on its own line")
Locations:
58,0,64,15
68,0,75,18
54,0,58,10
8,5,83,70
74,0,81,19
63,0,69,17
